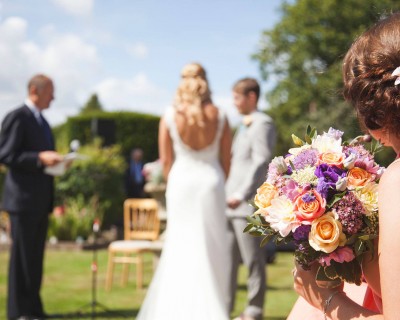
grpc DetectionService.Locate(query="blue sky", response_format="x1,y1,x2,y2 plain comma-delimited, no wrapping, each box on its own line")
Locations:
0,0,283,126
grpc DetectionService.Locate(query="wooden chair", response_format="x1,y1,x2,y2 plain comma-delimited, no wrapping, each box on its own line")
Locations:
105,198,163,290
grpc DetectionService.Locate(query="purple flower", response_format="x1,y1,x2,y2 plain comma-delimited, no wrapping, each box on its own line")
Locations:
302,193,316,203
333,192,364,235
315,164,346,200
293,225,311,242
293,149,318,170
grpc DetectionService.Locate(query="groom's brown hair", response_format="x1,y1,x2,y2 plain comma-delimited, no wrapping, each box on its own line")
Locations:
232,78,260,101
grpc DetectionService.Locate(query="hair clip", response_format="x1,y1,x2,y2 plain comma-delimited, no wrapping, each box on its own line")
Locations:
391,67,400,85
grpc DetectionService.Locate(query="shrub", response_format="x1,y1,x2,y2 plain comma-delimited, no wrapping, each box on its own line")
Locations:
55,139,126,229
48,195,103,241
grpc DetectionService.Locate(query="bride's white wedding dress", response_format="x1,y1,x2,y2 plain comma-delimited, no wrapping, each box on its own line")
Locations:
136,107,230,320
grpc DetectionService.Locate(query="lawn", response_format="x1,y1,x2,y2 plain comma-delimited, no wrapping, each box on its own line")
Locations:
0,248,298,319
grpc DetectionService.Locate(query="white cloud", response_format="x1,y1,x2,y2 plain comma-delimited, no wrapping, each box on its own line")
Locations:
0,17,101,126
94,73,171,115
50,0,94,17
126,42,149,59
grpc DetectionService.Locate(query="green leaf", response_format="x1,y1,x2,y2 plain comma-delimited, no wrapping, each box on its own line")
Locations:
260,234,274,247
304,134,312,144
327,191,347,207
243,224,254,233
291,134,304,146
306,125,312,136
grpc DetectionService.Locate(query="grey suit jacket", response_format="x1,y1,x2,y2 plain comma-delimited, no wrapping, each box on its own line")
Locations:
226,111,276,218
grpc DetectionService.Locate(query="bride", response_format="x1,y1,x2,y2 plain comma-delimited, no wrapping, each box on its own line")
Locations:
136,62,232,320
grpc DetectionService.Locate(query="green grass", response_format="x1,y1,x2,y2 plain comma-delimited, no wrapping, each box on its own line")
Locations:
0,249,298,319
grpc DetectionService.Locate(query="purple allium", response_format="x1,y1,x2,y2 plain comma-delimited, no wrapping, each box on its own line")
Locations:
315,164,346,200
293,225,311,242
293,149,318,170
333,192,364,235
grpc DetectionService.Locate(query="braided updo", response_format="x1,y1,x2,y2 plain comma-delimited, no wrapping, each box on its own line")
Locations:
174,62,212,126
343,12,400,135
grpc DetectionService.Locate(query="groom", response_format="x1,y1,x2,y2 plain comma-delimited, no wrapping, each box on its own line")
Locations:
226,78,276,320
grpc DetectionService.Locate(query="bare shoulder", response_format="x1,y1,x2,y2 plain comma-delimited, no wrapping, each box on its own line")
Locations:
203,103,219,119
380,160,400,187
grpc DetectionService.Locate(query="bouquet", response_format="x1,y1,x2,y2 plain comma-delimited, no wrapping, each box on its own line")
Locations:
245,126,384,286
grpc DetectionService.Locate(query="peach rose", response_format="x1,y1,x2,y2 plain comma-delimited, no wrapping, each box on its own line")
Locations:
294,189,326,223
254,182,278,215
347,167,372,188
309,212,347,253
318,152,344,167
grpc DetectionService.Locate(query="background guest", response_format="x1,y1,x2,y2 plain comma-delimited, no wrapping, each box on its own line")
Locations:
124,148,146,198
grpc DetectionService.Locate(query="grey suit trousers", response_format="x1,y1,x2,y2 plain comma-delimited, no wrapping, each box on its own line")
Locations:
227,217,266,320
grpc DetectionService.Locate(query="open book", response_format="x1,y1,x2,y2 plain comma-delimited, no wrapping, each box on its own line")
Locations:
44,152,88,176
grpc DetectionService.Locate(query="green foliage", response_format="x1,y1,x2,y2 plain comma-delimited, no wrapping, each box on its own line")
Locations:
55,139,126,228
254,0,400,164
57,111,160,161
80,93,103,114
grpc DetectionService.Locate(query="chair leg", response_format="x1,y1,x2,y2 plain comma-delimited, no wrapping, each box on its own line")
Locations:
105,250,115,291
121,253,130,287
137,254,143,290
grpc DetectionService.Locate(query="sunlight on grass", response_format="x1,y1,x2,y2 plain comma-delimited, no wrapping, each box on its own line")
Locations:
0,249,297,319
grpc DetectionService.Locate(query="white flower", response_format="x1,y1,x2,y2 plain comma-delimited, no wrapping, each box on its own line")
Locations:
312,133,343,154
326,128,344,140
343,153,356,169
291,166,319,186
265,196,300,237
335,177,348,192
355,182,379,215
271,156,288,174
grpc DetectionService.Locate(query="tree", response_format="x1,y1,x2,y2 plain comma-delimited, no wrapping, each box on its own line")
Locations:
254,0,399,164
80,93,104,114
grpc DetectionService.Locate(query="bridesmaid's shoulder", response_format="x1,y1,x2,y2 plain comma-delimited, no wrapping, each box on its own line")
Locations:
380,159,400,188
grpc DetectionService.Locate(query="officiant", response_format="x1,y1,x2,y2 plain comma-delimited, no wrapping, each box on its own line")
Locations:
0,74,62,320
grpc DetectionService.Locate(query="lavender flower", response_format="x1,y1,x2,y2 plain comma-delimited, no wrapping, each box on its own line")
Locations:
333,192,364,235
293,149,318,170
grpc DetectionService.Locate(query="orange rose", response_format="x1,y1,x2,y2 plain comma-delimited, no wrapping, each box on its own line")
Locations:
318,152,344,167
294,189,326,223
347,167,371,188
309,212,347,253
254,182,278,214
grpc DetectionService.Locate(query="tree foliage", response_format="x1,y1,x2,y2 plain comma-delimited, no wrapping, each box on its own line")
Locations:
254,0,400,165
80,93,103,114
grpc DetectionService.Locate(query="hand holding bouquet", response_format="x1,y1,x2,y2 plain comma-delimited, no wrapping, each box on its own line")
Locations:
246,127,384,286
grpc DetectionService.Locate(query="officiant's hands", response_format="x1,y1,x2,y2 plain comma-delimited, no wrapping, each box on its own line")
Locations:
293,262,344,312
39,151,63,167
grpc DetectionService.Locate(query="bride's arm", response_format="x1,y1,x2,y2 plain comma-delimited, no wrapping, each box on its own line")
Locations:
158,117,173,180
293,161,400,319
219,117,232,180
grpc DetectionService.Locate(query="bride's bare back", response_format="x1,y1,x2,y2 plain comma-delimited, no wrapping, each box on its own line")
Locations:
175,103,220,151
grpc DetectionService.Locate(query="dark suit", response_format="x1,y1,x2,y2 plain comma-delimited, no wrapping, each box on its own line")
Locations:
124,161,145,198
0,105,55,320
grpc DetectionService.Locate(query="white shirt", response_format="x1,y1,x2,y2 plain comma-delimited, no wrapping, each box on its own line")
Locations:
25,98,43,125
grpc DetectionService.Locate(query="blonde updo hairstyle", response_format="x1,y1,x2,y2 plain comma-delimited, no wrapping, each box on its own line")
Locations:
343,12,400,135
174,63,212,126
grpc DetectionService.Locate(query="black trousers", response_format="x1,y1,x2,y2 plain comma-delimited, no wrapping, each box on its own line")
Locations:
7,211,48,320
